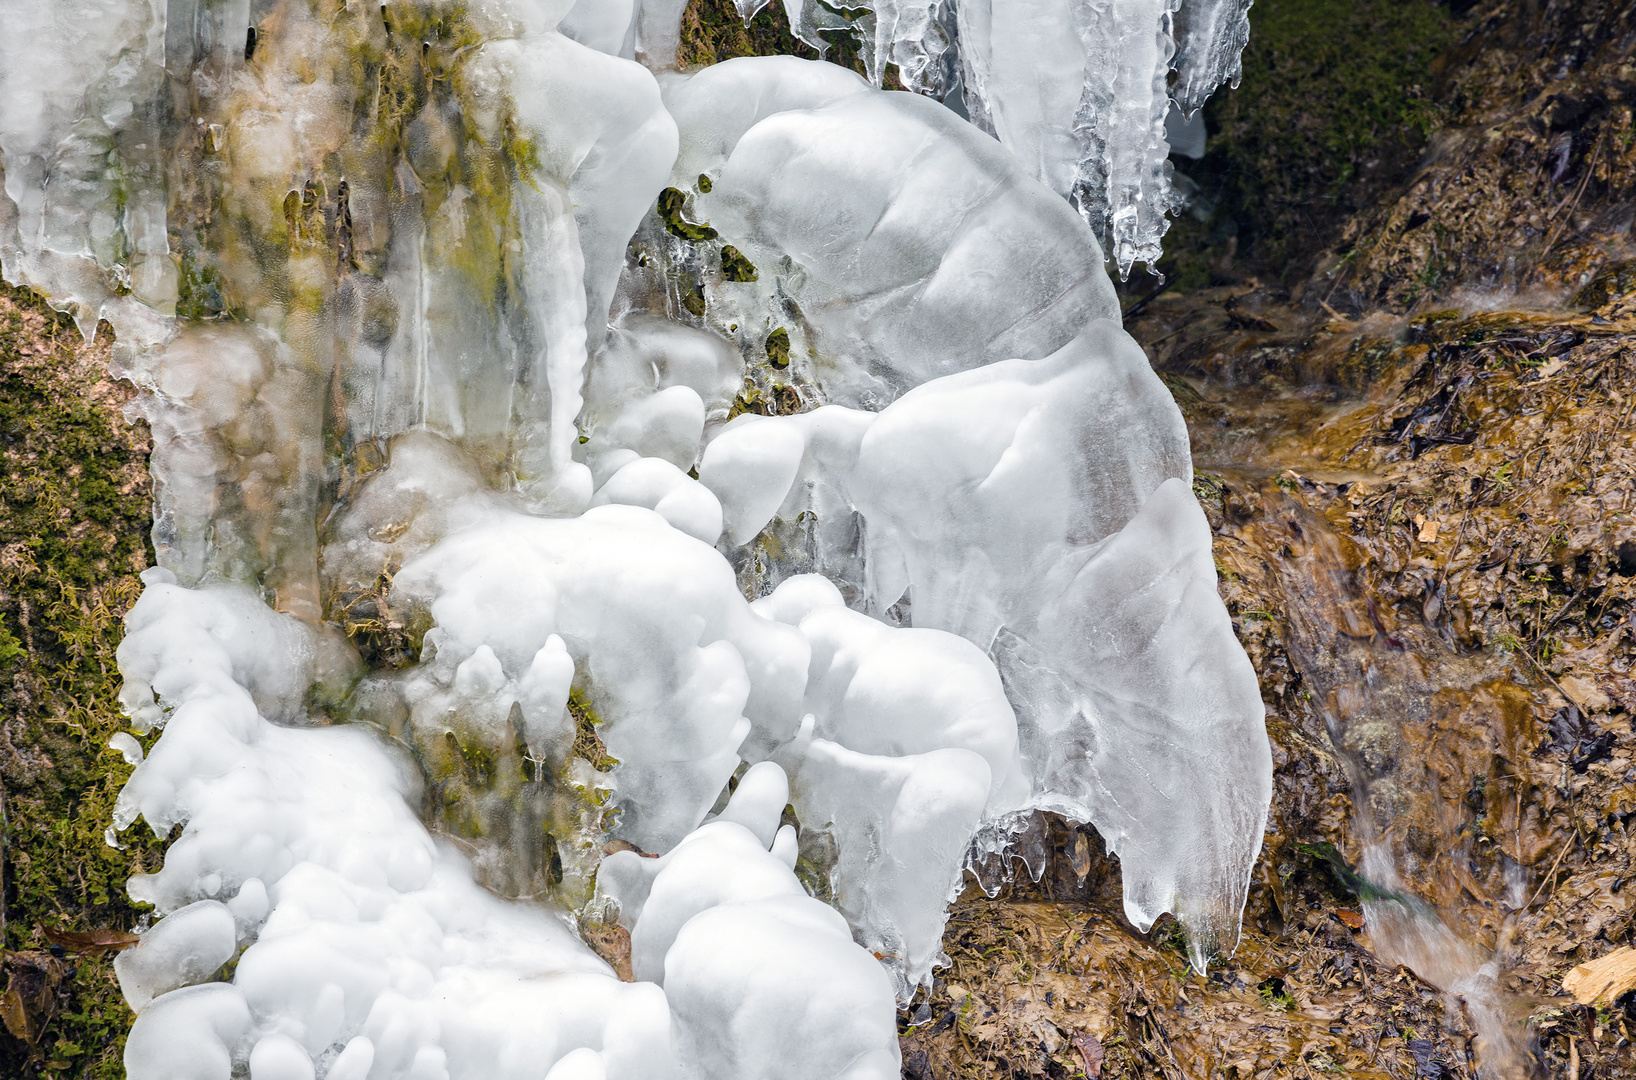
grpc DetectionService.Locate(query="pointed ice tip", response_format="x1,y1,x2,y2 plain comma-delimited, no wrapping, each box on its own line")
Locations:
1187,940,1212,976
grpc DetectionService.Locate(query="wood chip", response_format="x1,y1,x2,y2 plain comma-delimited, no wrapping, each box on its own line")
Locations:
1564,946,1636,1004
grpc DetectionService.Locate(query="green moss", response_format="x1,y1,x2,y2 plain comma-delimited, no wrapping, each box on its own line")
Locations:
1176,0,1459,281
677,0,896,85
0,616,22,667
173,250,230,321
681,280,708,317
720,245,758,282
658,187,718,242
765,327,791,369
567,690,618,772
0,281,164,1079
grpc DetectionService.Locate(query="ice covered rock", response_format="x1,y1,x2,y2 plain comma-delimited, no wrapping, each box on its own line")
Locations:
560,0,638,56
849,322,1268,962
697,406,874,569
664,896,900,1080
0,0,173,328
1001,476,1271,962
388,505,809,854
851,319,1191,638
591,456,724,543
660,57,1119,406
110,578,681,1080
752,576,1021,994
3,0,1274,1069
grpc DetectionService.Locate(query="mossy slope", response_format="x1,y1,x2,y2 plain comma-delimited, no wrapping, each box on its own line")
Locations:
0,281,162,1080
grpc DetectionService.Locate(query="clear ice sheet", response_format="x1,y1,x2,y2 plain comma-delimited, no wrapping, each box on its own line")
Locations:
0,1,1270,1076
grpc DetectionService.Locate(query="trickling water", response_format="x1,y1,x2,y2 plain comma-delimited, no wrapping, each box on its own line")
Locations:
1216,470,1540,1077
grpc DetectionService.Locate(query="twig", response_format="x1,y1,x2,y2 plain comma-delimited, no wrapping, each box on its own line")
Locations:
1537,584,1588,641
1515,645,1574,705
1522,825,1577,913
1434,504,1473,615
1319,299,1353,323
1538,136,1603,263
1121,274,1177,323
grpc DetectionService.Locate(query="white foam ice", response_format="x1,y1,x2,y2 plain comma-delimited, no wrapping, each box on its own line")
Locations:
0,1,1271,1074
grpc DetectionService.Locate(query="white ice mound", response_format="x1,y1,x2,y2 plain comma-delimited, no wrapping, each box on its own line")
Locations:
698,320,1271,965
661,57,1119,406
389,503,809,854
599,765,900,1080
756,575,1028,994
850,325,1270,964
113,577,679,1080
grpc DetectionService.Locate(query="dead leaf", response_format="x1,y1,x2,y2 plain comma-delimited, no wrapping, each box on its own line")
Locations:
1073,1032,1104,1077
1558,675,1612,713
1335,909,1364,930
0,951,67,1046
1564,946,1636,1004
1537,358,1566,378
40,925,139,956
0,987,34,1043
1070,833,1091,883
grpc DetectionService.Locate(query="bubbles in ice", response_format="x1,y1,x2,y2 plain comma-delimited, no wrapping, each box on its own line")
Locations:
0,1,1270,1076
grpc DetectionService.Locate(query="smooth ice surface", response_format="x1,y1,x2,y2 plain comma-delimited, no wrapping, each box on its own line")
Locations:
662,57,1119,406
0,0,1271,1073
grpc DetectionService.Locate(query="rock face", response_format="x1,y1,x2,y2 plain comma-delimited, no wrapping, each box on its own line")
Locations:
1321,0,1636,312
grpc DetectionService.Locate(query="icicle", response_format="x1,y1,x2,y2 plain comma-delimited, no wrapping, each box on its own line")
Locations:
1171,0,1253,116
1068,0,1180,277
867,0,1250,272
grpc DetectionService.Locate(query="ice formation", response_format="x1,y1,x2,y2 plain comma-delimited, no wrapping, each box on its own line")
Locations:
0,1,1270,1077
764,0,1253,274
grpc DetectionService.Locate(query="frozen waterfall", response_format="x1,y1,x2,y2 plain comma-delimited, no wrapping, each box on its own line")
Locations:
0,1,1268,1078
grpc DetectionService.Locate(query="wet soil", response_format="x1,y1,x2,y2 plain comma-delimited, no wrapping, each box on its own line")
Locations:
900,287,1636,1080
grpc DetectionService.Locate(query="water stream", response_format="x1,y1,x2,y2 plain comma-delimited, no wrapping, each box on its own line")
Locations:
1213,466,1541,1077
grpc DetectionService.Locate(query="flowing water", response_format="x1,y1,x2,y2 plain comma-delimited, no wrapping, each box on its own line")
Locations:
1209,463,1543,1077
